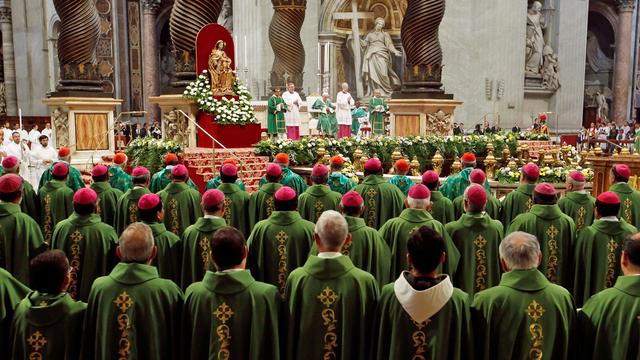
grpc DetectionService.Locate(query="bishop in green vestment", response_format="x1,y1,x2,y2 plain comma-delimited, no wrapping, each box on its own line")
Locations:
37,147,84,192
373,226,473,359
247,186,315,296
446,184,504,296
558,170,595,234
328,156,356,194
351,106,367,135
258,153,308,195
10,250,86,360
572,191,637,306
108,165,132,193
313,93,338,136
248,164,283,230
180,189,227,289
422,170,455,224
90,165,124,227
181,227,281,359
450,168,500,220
50,188,118,302
157,164,202,237
81,223,183,360
114,166,151,235
2,155,39,221
608,164,640,227
205,159,246,191
39,163,74,244
298,164,341,222
267,88,287,136
501,163,540,229
286,211,379,360
440,152,491,201
217,164,249,235
472,231,576,360
0,266,30,352
368,90,389,136
150,153,199,193
388,159,415,196
353,158,405,229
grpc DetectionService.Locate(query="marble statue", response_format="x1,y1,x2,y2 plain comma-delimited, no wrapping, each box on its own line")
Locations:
586,31,613,73
426,109,452,135
360,18,402,98
542,45,560,90
208,40,236,96
164,110,190,146
52,108,69,147
219,0,233,32
0,83,6,116
595,91,609,120
525,1,545,75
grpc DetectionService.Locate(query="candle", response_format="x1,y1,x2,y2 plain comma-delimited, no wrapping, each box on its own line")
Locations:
234,35,238,66
324,43,330,73
244,36,247,67
317,43,321,73
18,108,22,132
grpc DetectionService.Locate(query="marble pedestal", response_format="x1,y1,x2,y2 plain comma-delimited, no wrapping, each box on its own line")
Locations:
148,94,199,148
387,98,463,137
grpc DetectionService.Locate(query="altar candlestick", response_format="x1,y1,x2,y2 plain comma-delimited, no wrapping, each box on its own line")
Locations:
18,108,22,131
317,43,321,72
244,36,247,67
324,43,330,73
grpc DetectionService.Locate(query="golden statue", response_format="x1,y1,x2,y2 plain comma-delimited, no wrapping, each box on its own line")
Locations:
208,40,236,96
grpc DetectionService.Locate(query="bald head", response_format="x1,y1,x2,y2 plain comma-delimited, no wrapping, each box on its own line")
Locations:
118,222,155,263
314,210,350,252
499,231,541,270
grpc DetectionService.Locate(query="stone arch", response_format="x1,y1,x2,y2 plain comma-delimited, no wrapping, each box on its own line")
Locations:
47,15,62,92
588,1,618,37
319,0,406,35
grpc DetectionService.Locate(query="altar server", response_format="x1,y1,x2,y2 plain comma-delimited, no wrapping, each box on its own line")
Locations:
282,83,302,140
336,82,355,138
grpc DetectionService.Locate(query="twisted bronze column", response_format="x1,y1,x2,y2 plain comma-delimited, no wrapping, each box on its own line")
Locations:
269,0,306,91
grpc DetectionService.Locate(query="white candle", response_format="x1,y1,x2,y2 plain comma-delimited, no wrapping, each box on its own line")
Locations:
18,108,22,131
234,35,238,65
317,43,321,73
244,36,247,67
324,43,330,73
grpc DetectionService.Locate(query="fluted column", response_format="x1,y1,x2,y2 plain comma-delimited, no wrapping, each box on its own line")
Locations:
269,0,306,92
0,5,16,115
142,0,160,122
612,0,636,125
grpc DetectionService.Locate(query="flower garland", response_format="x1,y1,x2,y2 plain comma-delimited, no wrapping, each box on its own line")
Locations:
125,137,184,174
496,165,593,184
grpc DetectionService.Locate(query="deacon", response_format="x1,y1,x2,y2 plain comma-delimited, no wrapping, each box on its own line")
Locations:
39,162,74,244
368,89,389,136
3,155,39,221
453,168,501,220
258,152,307,195
298,164,341,222
421,170,455,224
10,250,86,360
282,82,302,140
157,164,203,236
501,162,540,228
38,147,84,192
353,158,405,229
50,188,118,302
180,189,227,289
445,184,504,295
579,235,640,359
81,223,184,359
150,153,199,193
379,184,460,279
440,152,490,200
115,166,151,234
558,170,595,233
286,210,379,359
0,266,30,352
29,135,57,187
248,163,283,229
572,191,637,306
608,164,640,227
313,91,338,137
472,232,576,360
90,164,123,227
508,183,576,286
108,152,133,192
267,87,287,138
217,163,249,235
336,82,355,138
0,174,46,284
181,227,281,359
5,131,31,182
205,158,246,191
388,159,414,196
327,155,356,194
247,186,315,296
373,226,473,359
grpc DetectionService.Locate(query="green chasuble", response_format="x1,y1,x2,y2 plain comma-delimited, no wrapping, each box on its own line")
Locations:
158,182,203,237
298,184,342,222
90,181,123,227
445,212,504,296
453,191,501,221
609,182,640,227
114,186,150,235
379,208,461,280
578,275,640,359
180,216,227,289
20,178,39,221
507,204,576,287
38,180,73,244
368,97,389,135
0,267,30,352
440,167,492,201
108,166,132,193
353,175,405,229
204,176,246,191
258,167,308,196
572,219,637,307
267,94,287,134
328,171,356,195
352,107,367,135
557,191,596,234
247,182,282,230
150,167,199,193
218,183,249,236
0,202,46,284
50,213,118,302
500,183,536,229
144,221,181,284
81,263,183,360
38,161,85,193
10,292,86,360
388,175,414,196
181,270,281,360
471,269,576,360
372,275,473,360
285,255,379,360
247,211,315,296
312,99,338,136
429,190,455,225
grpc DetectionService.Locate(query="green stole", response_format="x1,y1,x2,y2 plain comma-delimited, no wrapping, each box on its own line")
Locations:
368,97,387,135
267,95,286,134
158,182,203,237
218,183,250,236
247,182,282,230
180,217,227,289
144,221,181,284
500,183,536,229
0,202,46,284
91,181,124,227
609,182,640,228
108,166,133,192
115,186,150,234
429,190,455,225
557,191,596,234
297,184,342,222
353,175,406,230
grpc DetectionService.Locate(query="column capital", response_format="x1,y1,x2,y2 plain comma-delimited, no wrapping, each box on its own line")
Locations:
0,6,11,23
616,0,636,12
141,0,161,14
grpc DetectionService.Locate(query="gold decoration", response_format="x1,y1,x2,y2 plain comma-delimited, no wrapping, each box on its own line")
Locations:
451,158,462,174
318,286,339,359
410,156,421,176
223,197,232,226
526,300,545,360
353,148,363,171
199,236,210,273
624,198,633,224
576,207,586,232
265,195,275,217
68,230,83,300
43,194,53,244
114,291,134,359
128,202,138,224
537,149,546,166
426,110,452,135
502,147,511,165
605,238,619,288
474,235,488,292
621,147,631,155
543,151,554,167
486,142,495,153
313,200,324,222
275,230,288,297
366,188,377,227
484,151,497,180
431,151,444,175
360,154,369,171
411,319,430,358
545,225,559,283
169,198,180,235
390,148,403,175
317,146,327,163
27,330,48,359
507,159,518,171
522,144,530,164
208,40,236,96
594,147,603,156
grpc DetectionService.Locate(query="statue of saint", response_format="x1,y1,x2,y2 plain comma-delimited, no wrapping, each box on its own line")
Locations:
595,91,609,120
208,40,236,96
525,1,546,75
360,18,402,98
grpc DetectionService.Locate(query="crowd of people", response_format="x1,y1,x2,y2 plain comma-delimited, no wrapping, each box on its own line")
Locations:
0,147,639,359
578,119,638,152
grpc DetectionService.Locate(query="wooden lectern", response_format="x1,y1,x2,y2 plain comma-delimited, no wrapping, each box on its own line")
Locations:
588,155,640,196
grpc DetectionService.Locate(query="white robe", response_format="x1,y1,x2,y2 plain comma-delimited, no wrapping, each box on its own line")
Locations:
29,130,41,150
30,145,57,188
336,91,355,125
5,141,31,184
282,91,302,126
393,272,453,323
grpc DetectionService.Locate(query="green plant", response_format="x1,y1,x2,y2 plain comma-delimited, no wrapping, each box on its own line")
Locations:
125,137,184,174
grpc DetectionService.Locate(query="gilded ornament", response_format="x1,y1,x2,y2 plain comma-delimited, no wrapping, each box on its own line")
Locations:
431,151,444,175
484,151,497,180
208,40,236,96
451,158,462,174
410,156,421,176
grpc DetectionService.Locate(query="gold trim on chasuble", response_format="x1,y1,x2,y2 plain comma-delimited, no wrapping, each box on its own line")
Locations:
411,319,431,358
68,230,83,299
275,230,288,296
474,235,488,292
318,287,339,358
526,300,545,360
624,198,633,224
313,200,324,222
199,236,210,273
27,330,48,359
366,188,377,227
43,194,53,244
128,202,138,224
526,198,533,211
213,302,235,359
113,291,134,360
605,237,619,288
168,198,180,234
545,225,559,283
576,206,586,231
96,202,103,217
223,197,232,225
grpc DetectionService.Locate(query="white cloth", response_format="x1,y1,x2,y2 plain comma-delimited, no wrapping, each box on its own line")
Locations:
2,129,11,146
393,272,453,323
5,141,31,184
28,130,41,144
600,216,619,222
336,91,355,125
317,252,343,259
41,128,53,146
20,130,29,142
30,145,57,188
282,91,302,126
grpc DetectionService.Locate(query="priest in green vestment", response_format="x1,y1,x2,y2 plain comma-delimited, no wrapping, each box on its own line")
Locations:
351,106,367,136
39,162,74,244
353,158,405,229
379,184,460,280
368,89,389,136
181,227,281,359
298,164,341,222
37,147,84,193
248,163,283,230
50,188,118,302
217,163,249,235
608,164,640,227
313,92,338,137
507,183,576,287
373,226,473,359
388,159,415,196
81,223,183,360
501,162,540,229
150,153,199,193
10,250,86,360
0,266,30,352
579,235,640,359
453,168,500,220
0,174,46,284
440,152,491,201
446,184,504,296
138,194,181,283
471,231,576,360
572,191,637,306
257,153,308,195
267,87,287,137
557,170,595,234
2,155,39,221
157,164,202,237
115,166,151,234
108,153,133,192
422,170,455,224
286,211,379,360
247,186,315,296
205,158,246,191
180,189,227,289
327,155,356,194
90,164,123,227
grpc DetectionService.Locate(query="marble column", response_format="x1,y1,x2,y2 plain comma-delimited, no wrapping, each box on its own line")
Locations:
612,0,636,125
142,0,161,123
0,5,17,115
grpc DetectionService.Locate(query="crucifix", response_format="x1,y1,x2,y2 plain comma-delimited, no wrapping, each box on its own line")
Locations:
333,0,374,97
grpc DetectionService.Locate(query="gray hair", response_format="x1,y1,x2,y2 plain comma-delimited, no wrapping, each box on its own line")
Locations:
567,177,585,189
499,231,540,270
407,196,430,209
119,222,155,262
464,184,486,212
322,91,329,97
315,210,349,250
341,82,349,89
